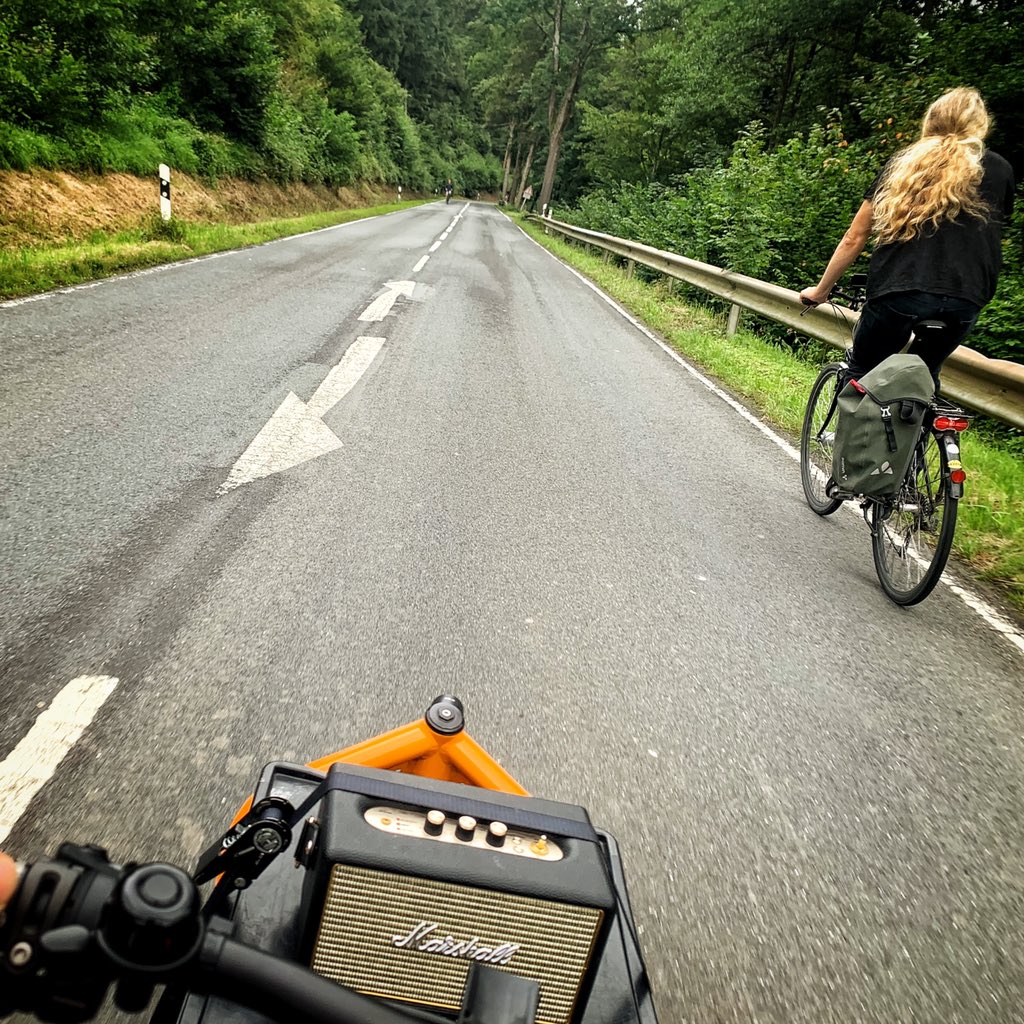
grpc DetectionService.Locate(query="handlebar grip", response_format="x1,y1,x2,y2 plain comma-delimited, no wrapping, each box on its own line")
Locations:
199,935,450,1024
2,845,452,1024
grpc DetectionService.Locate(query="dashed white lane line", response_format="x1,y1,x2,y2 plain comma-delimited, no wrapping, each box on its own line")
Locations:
413,255,429,273
0,675,118,843
429,241,443,253
520,224,1024,661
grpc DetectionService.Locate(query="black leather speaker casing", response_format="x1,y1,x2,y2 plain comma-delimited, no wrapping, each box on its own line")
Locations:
299,763,617,1022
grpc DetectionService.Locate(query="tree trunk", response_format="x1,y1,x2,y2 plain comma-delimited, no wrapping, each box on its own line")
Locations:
539,63,582,212
516,138,536,207
509,139,523,201
501,121,515,199
769,42,796,144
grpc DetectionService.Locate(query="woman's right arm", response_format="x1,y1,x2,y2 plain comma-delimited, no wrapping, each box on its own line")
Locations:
800,200,874,305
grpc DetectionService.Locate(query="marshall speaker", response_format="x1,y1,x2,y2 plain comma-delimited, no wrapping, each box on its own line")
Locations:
300,764,617,1024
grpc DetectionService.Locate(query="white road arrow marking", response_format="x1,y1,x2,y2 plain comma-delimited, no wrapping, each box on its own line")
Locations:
307,335,385,416
0,675,118,843
358,281,415,322
219,336,385,493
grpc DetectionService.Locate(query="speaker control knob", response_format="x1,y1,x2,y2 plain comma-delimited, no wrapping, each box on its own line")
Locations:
425,810,445,837
455,816,477,841
487,822,508,848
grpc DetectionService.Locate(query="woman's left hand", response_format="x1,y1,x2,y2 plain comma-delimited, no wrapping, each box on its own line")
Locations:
799,286,829,306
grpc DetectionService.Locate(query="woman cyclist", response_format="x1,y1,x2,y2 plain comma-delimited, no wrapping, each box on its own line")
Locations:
800,86,1015,385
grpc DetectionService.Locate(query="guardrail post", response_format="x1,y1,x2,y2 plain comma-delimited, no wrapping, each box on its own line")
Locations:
726,303,741,337
626,259,635,278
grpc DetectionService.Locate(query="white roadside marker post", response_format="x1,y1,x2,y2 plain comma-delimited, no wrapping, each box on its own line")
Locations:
159,163,171,221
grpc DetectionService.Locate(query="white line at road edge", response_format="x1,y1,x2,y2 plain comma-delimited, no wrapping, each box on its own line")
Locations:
520,227,1024,661
0,675,118,842
0,209,405,310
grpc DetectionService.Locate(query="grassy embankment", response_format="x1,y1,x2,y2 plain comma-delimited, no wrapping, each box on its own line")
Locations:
517,215,1024,613
0,200,430,300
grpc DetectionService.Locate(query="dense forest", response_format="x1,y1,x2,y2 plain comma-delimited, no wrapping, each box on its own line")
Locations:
0,0,1020,358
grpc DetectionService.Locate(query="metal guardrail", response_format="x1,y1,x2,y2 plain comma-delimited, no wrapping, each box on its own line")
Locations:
528,214,1024,431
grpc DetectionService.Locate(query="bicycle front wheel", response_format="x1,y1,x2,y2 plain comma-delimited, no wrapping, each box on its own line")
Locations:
871,431,958,605
800,363,844,515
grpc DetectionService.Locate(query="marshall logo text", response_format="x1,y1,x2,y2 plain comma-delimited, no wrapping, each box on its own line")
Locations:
392,922,520,965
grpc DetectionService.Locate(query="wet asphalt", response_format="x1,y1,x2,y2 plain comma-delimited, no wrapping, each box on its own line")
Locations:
2,202,1024,1023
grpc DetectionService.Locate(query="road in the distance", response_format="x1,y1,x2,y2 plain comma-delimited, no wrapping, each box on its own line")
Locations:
2,202,1023,1023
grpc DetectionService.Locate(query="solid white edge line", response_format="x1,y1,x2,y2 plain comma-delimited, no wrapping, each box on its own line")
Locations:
515,221,1024,661
0,208,411,310
0,675,119,842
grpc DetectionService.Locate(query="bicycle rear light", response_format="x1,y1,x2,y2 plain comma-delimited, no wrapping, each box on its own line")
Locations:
950,467,967,484
934,416,970,432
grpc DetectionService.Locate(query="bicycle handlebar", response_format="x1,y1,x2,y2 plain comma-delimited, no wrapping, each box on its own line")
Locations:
0,843,451,1024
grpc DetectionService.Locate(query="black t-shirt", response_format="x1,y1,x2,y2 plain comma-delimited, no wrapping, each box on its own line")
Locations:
864,149,1015,307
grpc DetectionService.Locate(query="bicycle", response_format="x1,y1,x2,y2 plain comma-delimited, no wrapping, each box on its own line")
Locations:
799,280,972,606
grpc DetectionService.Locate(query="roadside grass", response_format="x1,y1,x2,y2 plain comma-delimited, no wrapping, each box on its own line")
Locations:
516,216,1024,612
0,200,431,300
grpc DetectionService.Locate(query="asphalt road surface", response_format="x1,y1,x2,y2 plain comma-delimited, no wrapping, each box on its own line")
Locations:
2,202,1024,1023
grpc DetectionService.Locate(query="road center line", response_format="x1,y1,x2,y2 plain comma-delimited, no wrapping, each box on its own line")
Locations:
0,675,119,843
520,222,1024,661
429,240,442,253
413,255,429,273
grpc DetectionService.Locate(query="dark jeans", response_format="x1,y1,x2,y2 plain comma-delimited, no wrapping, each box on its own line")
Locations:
849,290,980,387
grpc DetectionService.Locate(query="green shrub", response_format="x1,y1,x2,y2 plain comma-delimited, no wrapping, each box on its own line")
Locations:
567,116,1023,365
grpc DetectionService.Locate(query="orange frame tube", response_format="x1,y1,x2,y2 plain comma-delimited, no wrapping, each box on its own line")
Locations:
231,715,527,826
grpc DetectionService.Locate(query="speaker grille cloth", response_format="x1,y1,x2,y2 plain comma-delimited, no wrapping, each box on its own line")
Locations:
311,864,603,1024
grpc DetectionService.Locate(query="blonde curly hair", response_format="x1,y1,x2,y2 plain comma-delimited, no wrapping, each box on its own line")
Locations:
872,87,992,246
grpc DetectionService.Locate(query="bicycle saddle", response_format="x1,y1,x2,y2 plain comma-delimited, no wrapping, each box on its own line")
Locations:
912,317,953,333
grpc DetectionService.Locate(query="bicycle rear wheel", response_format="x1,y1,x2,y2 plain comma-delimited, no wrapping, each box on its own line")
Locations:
871,431,957,605
800,363,844,515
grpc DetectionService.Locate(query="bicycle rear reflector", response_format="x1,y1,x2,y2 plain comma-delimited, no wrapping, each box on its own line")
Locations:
934,416,970,432
950,466,967,484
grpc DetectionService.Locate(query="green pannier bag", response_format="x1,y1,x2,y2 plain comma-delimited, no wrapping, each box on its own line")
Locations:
832,353,935,497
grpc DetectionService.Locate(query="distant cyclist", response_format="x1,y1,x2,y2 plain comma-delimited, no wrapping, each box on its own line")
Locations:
444,178,454,204
800,87,1015,385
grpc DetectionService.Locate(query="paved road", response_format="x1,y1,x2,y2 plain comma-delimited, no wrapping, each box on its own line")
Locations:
2,202,1023,1023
